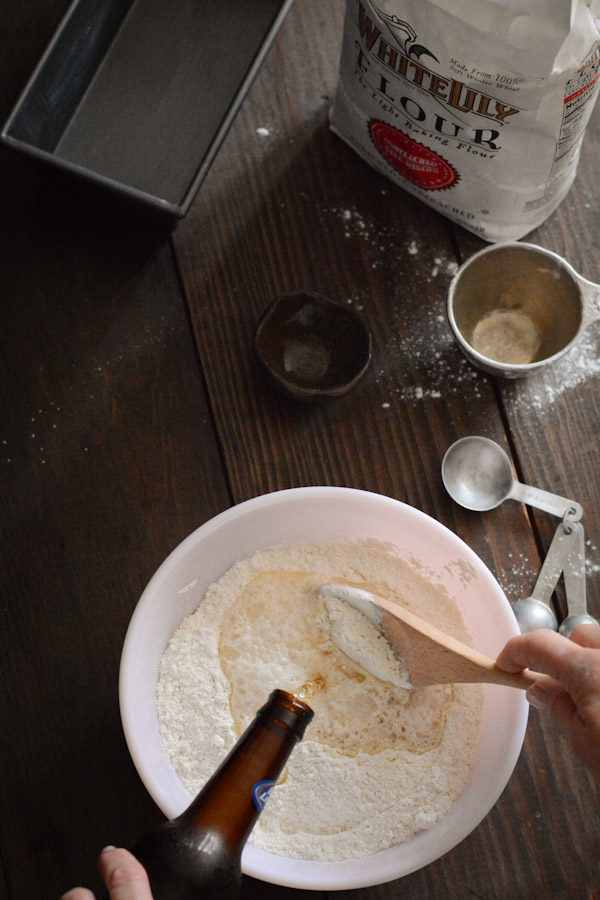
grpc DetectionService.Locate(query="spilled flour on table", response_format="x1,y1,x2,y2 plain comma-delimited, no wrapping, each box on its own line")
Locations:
157,540,483,862
509,329,600,409
332,205,458,278
323,201,600,409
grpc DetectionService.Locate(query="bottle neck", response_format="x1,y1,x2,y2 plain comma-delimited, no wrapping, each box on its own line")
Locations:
176,691,313,854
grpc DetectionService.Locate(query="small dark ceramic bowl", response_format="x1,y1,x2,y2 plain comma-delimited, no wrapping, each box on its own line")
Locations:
253,290,371,400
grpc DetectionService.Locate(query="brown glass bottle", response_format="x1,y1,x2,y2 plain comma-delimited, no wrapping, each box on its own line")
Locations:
131,689,313,900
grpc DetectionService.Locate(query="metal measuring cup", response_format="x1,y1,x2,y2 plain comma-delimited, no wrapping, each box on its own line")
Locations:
447,242,600,378
559,521,599,637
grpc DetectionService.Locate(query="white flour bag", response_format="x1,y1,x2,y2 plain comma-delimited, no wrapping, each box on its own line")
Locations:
330,0,600,241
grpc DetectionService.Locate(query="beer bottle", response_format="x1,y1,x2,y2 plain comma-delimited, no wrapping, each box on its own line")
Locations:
131,689,314,899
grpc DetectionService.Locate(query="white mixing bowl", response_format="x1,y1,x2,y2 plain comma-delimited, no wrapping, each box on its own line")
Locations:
119,486,527,890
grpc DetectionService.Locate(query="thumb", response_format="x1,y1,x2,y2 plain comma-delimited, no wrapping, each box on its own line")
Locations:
496,629,578,683
98,847,153,900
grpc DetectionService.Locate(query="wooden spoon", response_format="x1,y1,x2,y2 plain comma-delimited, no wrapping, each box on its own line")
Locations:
320,583,538,690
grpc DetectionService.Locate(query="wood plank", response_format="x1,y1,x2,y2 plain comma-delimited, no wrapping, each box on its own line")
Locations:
2,0,599,897
171,2,586,898
0,164,231,898
174,1,543,590
446,59,600,900
459,103,600,900
173,1,600,896
491,108,600,607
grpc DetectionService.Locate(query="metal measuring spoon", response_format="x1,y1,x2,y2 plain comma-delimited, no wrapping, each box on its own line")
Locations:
559,522,599,637
511,522,580,633
442,436,583,521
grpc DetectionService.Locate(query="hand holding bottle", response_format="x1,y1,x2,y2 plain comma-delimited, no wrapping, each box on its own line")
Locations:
61,846,153,900
61,690,313,900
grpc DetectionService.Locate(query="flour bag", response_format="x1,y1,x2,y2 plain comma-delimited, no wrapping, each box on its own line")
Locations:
330,0,600,241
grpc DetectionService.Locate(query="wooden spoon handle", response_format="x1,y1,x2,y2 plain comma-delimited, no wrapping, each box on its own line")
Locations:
373,591,540,689
454,657,540,690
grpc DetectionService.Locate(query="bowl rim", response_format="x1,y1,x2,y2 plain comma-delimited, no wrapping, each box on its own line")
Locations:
120,486,528,890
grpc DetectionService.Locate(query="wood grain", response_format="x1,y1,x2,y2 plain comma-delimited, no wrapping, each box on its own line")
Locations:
2,0,600,897
0,144,231,900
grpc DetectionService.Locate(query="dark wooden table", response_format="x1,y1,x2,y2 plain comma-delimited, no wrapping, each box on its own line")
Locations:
2,2,600,898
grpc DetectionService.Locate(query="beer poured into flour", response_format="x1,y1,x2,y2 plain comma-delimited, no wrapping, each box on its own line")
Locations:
157,540,483,861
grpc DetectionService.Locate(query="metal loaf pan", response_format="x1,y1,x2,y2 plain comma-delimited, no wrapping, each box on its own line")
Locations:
2,0,293,216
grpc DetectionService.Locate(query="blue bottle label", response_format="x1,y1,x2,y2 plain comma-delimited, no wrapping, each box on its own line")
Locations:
252,779,276,812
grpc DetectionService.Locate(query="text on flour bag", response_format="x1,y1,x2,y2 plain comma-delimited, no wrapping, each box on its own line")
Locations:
330,0,600,242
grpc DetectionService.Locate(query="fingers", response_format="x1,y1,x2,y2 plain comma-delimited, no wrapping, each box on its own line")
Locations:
98,847,153,900
525,675,578,728
60,890,95,900
496,629,576,680
497,625,600,786
498,627,600,718
526,677,594,757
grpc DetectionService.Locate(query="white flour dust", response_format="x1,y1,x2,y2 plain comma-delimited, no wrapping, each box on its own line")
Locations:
157,540,482,862
331,204,458,278
510,329,600,408
323,201,600,410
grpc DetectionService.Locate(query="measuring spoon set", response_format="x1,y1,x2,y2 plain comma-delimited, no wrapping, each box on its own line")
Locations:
442,435,598,636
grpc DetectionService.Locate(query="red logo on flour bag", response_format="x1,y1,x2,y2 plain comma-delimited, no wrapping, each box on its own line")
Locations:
369,120,458,191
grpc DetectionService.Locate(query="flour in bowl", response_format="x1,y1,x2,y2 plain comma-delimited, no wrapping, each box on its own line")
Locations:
157,540,483,861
